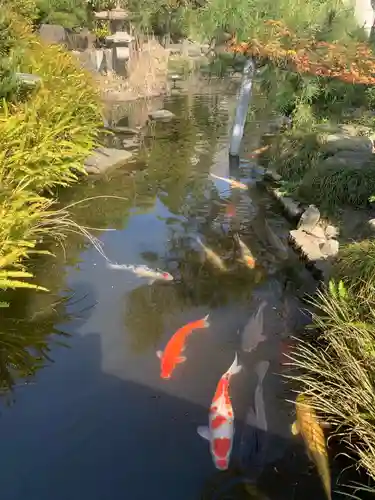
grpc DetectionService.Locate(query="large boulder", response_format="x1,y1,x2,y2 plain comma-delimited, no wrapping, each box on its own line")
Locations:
84,147,133,174
38,24,67,46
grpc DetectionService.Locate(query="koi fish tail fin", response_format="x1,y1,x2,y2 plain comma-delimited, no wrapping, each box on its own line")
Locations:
228,352,242,376
202,314,210,328
107,262,119,270
255,360,270,385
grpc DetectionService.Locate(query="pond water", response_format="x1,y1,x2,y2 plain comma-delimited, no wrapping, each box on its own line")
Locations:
0,86,337,500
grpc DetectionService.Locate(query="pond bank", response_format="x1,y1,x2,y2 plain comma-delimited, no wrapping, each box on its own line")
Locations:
252,102,375,492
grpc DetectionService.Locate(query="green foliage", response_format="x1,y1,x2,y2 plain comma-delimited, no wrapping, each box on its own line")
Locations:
1,19,102,192
35,0,89,29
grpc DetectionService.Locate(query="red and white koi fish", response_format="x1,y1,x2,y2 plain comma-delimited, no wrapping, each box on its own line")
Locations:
197,353,242,470
107,262,173,285
157,315,210,379
210,173,248,190
247,145,270,159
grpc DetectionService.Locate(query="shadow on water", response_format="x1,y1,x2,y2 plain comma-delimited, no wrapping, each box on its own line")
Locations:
0,90,370,499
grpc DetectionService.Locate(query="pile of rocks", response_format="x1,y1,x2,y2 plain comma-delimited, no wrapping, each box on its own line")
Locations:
289,205,339,278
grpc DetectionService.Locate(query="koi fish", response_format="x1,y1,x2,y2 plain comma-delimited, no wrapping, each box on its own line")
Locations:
210,173,248,190
292,394,331,500
241,301,267,352
233,233,256,269
107,262,173,285
247,145,270,159
197,353,242,470
195,236,227,272
225,202,237,218
264,219,289,260
240,361,269,473
156,314,210,379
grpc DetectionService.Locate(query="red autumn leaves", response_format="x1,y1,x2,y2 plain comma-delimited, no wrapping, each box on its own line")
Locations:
227,19,375,85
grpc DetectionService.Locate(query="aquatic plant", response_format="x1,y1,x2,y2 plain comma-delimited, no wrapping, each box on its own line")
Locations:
287,280,375,490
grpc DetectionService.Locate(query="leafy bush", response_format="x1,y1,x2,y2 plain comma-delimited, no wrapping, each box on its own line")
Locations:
0,18,102,192
35,0,89,29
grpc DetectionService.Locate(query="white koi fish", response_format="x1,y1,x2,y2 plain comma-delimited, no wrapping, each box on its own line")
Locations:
106,262,173,284
197,353,242,470
241,301,267,352
210,173,248,190
239,361,269,475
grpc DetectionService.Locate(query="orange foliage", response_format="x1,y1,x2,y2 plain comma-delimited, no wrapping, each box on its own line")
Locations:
227,20,375,85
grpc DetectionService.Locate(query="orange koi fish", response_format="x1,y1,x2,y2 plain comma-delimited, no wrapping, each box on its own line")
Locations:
247,145,270,158
210,173,248,190
292,394,331,500
225,202,237,218
197,353,242,470
157,315,210,379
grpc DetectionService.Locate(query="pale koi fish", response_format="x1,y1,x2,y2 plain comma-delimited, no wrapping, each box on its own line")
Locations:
197,353,242,470
241,301,267,352
210,173,248,190
264,219,289,261
240,361,269,473
195,236,227,272
157,314,210,379
106,262,173,285
233,233,256,269
292,394,331,500
247,145,270,159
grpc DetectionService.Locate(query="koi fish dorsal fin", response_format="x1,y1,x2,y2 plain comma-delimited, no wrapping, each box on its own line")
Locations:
156,350,163,359
176,356,186,364
197,426,211,440
291,421,299,435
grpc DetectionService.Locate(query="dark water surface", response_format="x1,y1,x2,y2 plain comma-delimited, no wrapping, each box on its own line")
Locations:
0,89,332,499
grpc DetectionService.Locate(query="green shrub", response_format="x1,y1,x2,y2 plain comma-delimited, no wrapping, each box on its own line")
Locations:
0,18,102,193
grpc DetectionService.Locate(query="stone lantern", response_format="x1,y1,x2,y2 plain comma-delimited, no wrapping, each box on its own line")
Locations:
105,30,135,77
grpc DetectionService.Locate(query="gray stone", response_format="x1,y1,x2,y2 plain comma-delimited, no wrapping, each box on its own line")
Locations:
297,204,320,231
107,126,140,135
320,134,373,154
319,239,339,257
270,188,303,218
264,168,282,182
368,218,375,230
122,137,139,150
289,229,324,262
321,150,372,170
16,72,41,87
84,147,132,174
325,224,339,239
38,24,66,45
148,109,175,121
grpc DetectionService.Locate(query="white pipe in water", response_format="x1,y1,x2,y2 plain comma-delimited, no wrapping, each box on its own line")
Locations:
229,58,255,157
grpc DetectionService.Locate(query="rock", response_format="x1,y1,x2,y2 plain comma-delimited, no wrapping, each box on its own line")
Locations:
84,147,133,174
325,224,339,239
304,225,326,241
270,188,303,218
321,150,372,170
289,229,324,262
268,115,292,133
264,168,282,182
320,134,373,154
38,24,67,46
319,239,339,257
297,205,320,232
148,109,175,121
368,218,375,230
122,137,139,150
107,126,140,135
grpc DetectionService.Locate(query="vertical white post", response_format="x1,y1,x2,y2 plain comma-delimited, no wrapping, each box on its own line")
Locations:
229,58,255,157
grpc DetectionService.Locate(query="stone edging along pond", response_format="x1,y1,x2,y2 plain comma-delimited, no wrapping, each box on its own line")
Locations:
254,118,375,283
